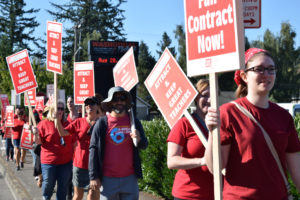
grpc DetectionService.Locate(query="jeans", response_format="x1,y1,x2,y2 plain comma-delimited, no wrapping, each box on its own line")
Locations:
5,138,14,159
29,149,36,167
41,161,72,200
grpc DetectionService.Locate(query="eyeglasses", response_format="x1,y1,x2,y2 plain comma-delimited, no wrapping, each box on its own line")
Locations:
57,107,64,111
112,95,127,102
245,65,277,75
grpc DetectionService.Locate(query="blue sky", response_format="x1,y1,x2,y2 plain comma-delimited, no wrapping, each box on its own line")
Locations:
26,0,300,59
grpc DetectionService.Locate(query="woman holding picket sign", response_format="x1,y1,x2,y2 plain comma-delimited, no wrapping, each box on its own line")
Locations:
167,79,214,200
205,48,300,199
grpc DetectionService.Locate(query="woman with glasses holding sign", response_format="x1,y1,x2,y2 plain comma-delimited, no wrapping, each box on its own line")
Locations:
167,79,214,200
34,101,73,200
205,48,300,199
57,96,103,200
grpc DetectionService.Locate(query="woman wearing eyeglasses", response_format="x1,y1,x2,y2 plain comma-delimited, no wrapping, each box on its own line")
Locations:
35,101,73,200
204,48,300,199
57,96,103,200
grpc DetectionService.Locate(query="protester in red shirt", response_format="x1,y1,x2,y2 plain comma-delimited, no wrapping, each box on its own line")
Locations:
35,101,73,200
57,96,103,200
12,105,26,170
167,79,214,200
66,96,80,123
205,48,300,199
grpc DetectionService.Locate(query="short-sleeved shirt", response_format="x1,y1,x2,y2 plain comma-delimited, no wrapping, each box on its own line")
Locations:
38,119,73,165
220,97,300,200
12,116,25,140
65,118,91,169
167,115,214,200
102,114,134,177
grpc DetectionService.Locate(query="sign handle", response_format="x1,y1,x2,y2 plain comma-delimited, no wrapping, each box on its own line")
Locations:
129,108,137,147
209,73,222,200
82,105,85,118
54,72,58,127
183,110,208,148
25,91,36,127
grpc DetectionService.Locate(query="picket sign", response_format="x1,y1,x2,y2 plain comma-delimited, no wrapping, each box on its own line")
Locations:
112,47,138,147
20,124,34,150
184,0,245,199
5,106,15,127
6,49,38,128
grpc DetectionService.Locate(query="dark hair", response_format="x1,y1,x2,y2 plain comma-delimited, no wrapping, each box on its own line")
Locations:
235,51,274,98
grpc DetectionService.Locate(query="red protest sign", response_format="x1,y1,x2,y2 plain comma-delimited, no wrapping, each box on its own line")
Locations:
74,61,95,105
113,47,138,91
20,124,33,150
0,94,9,120
6,49,38,94
243,0,261,29
184,0,244,76
35,96,45,111
5,106,14,127
24,88,36,106
4,127,12,139
47,21,63,74
144,48,198,128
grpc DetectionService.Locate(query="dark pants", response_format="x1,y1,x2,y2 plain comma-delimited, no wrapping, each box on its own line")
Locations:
41,161,72,200
5,138,14,159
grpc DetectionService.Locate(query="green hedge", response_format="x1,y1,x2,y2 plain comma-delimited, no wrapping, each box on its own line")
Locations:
139,115,300,199
139,118,175,200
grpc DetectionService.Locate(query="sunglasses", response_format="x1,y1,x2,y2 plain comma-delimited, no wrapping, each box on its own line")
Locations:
245,65,277,75
85,101,96,106
57,107,64,111
112,95,127,102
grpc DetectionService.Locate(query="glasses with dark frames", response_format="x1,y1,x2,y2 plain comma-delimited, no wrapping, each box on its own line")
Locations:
57,107,64,111
245,65,277,75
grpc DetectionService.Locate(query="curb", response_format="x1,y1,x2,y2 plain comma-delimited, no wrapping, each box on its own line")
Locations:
0,155,32,200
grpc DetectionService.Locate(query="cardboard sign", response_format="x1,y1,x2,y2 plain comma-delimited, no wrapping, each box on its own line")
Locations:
113,47,138,91
47,21,63,74
0,94,9,120
20,124,33,150
11,90,21,106
35,96,45,111
243,0,261,29
144,48,198,128
184,0,244,76
6,49,38,94
5,106,14,127
24,88,36,106
74,61,95,105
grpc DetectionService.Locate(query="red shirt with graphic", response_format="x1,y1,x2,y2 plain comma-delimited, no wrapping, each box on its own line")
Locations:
102,114,134,177
220,97,300,200
38,119,73,165
65,118,91,169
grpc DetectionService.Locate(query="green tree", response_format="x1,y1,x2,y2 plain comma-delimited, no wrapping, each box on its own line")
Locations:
0,0,42,57
47,0,127,65
174,24,186,73
137,41,157,110
156,32,176,58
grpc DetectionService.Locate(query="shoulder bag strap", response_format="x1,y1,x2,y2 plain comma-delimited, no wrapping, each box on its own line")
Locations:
231,101,289,187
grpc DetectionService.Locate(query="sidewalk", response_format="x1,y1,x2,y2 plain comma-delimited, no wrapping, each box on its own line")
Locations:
0,142,163,200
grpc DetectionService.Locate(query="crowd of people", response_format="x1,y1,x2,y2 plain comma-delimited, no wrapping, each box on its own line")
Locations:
0,48,300,200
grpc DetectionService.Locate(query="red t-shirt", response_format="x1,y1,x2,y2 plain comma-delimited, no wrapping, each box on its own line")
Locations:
65,118,91,169
38,119,73,165
102,114,134,177
12,116,25,140
167,115,214,200
220,97,300,200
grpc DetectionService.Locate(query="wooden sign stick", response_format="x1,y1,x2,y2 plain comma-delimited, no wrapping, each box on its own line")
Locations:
54,72,58,127
209,73,222,200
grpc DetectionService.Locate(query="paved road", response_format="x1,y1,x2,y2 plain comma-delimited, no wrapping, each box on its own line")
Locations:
0,140,163,200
